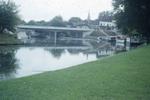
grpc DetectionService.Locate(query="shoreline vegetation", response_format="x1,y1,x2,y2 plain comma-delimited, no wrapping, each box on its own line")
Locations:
0,34,21,45
0,45,150,100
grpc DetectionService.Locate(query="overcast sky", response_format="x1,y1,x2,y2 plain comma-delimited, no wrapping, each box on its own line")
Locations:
12,0,113,22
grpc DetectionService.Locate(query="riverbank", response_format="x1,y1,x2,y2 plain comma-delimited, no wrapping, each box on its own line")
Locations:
0,45,150,100
0,34,21,45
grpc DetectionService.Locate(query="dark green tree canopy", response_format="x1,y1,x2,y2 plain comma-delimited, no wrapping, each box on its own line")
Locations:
27,20,37,25
48,16,66,27
113,0,150,42
68,17,82,27
26,16,66,27
98,11,113,22
0,0,20,33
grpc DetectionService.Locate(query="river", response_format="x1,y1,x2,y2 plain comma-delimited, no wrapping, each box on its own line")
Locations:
0,40,125,80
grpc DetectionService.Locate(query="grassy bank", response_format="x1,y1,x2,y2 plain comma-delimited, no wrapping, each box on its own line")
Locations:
0,46,150,100
0,34,21,45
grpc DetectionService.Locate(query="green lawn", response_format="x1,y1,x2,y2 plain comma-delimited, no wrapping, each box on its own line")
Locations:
0,45,150,100
0,34,21,44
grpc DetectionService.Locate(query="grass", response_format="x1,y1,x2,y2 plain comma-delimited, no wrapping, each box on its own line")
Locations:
0,34,21,44
0,45,150,100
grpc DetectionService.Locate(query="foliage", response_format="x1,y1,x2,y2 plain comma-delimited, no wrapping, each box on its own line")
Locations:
26,16,67,27
0,45,150,100
98,11,113,22
48,16,66,27
26,20,47,26
68,17,82,27
0,34,20,44
0,0,20,33
113,0,150,42
26,20,37,25
18,20,26,25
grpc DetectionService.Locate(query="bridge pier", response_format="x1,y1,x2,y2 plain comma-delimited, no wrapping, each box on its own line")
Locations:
54,31,57,45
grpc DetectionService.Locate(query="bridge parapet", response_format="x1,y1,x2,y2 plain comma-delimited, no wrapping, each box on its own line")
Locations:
17,25,94,32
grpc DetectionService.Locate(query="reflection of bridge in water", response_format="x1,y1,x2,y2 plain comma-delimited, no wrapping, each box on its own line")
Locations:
17,25,94,44
43,46,91,50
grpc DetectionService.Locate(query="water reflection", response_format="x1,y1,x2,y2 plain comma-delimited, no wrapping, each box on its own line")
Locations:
0,47,18,80
14,47,97,78
45,48,65,59
0,40,125,80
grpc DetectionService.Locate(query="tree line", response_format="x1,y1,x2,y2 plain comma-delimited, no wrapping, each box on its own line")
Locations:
0,0,150,43
22,11,113,28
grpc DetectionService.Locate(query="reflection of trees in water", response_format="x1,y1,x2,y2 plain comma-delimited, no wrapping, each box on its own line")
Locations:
67,49,82,55
57,40,84,46
50,49,65,59
45,48,65,59
0,46,18,80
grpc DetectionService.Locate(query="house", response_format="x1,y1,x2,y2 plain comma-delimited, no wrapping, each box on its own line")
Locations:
99,20,116,30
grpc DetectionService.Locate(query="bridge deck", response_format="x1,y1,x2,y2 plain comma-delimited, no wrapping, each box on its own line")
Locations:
17,25,93,32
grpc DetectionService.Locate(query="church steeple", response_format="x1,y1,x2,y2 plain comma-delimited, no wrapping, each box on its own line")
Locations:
87,11,91,25
87,11,91,24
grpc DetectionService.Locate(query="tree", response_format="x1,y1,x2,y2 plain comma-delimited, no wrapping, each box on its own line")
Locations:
113,0,150,43
18,20,26,25
26,20,37,25
48,16,66,27
0,0,20,33
98,11,113,22
26,20,47,26
68,17,82,27
36,20,47,26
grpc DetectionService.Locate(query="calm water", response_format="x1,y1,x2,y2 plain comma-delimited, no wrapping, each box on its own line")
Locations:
0,40,124,80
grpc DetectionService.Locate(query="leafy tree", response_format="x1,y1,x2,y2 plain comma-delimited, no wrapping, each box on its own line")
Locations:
48,16,66,27
113,0,150,43
26,20,37,25
26,20,47,26
68,17,82,27
36,20,47,26
98,11,113,22
18,20,26,25
0,0,20,33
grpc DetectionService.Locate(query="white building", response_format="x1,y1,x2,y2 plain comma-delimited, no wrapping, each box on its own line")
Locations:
99,21,116,27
